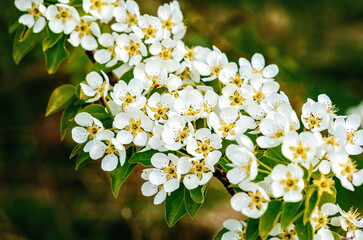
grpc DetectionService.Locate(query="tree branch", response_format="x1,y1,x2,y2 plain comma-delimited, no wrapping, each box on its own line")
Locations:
213,168,236,196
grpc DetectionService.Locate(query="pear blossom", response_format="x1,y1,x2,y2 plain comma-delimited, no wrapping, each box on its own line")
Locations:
194,46,230,82
269,223,298,240
219,84,252,110
186,128,222,164
177,157,214,190
68,16,101,51
221,219,247,240
219,61,252,87
71,112,104,152
132,14,164,44
248,75,280,105
331,151,363,191
315,126,347,155
239,53,279,80
176,42,211,63
230,182,270,218
201,90,219,118
148,125,167,151
116,33,147,66
83,0,116,23
257,112,290,148
113,109,153,146
317,94,339,118
134,59,168,90
162,115,194,151
15,0,47,33
209,107,255,140
111,78,145,111
282,131,317,163
175,61,200,85
149,38,184,72
80,71,110,103
225,144,258,184
271,163,305,202
174,86,204,121
245,101,268,134
331,205,363,235
330,114,363,155
347,101,363,128
146,92,174,123
112,0,139,32
88,130,126,171
148,153,181,193
95,33,119,67
310,203,339,232
141,169,167,205
46,4,79,34
301,101,330,132
157,1,186,40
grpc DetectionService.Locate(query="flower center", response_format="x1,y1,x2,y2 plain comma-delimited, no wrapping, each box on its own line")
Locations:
56,7,72,24
124,118,144,137
278,230,296,240
229,91,245,106
289,141,310,160
122,92,135,108
248,191,268,210
75,20,92,38
211,64,222,77
142,25,157,39
190,160,210,180
150,103,170,120
90,0,106,12
347,131,356,145
195,139,214,157
323,136,339,147
218,120,236,138
105,140,120,156
304,113,322,130
312,211,329,231
159,46,173,60
339,158,358,182
125,40,141,58
161,17,177,31
231,73,243,88
27,3,43,20
184,46,195,61
280,172,299,192
253,88,265,104
162,161,178,180
125,12,138,28
179,67,191,80
175,126,190,143
271,128,285,139
86,123,101,140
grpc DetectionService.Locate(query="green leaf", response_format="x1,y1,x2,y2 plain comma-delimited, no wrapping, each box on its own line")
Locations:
108,156,137,198
259,200,283,240
280,201,304,229
319,187,337,208
9,13,22,34
75,150,92,170
44,34,69,74
128,149,158,166
214,228,228,240
120,69,134,83
295,215,314,240
43,27,63,51
90,61,123,74
218,157,232,171
79,104,112,127
184,188,202,218
60,104,83,140
69,143,85,159
246,218,259,240
189,184,208,203
331,232,341,240
165,186,187,227
13,25,43,64
304,186,320,224
46,84,76,117
263,147,289,164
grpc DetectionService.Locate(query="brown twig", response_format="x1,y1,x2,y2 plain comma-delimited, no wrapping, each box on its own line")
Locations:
213,168,236,196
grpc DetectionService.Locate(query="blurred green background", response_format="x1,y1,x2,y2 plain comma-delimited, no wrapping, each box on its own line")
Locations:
1,0,363,239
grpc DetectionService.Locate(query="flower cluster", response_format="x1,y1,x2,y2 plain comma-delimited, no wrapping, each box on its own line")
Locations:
14,0,363,239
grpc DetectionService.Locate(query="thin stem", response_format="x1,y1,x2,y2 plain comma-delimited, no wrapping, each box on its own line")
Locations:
213,168,236,196
313,153,327,169
102,95,114,120
257,159,272,171
176,150,189,157
258,169,271,174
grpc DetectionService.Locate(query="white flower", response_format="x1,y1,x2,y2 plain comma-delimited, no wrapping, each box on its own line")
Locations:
15,0,47,33
331,205,363,234
149,38,184,72
194,46,230,82
71,112,104,151
301,101,330,132
175,61,200,85
186,128,222,164
80,71,110,103
148,153,181,193
176,41,211,63
83,0,116,23
141,169,167,205
146,92,174,123
114,109,153,146
177,157,214,189
111,78,145,111
347,101,363,128
68,16,101,51
310,203,339,232
230,182,270,218
271,163,305,202
331,114,363,155
245,101,268,134
281,131,317,163
148,124,167,151
239,53,279,80
257,112,290,148
134,59,168,90
219,84,253,110
209,107,255,140
219,61,252,87
221,219,247,240
112,0,139,32
225,144,258,184
116,33,147,66
248,75,280,105
89,130,126,171
157,1,186,40
46,4,79,34
162,115,194,151
315,125,347,155
95,33,119,67
331,151,363,191
202,90,219,118
133,14,164,44
314,228,335,240
174,86,204,121
270,223,298,240
317,94,339,118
